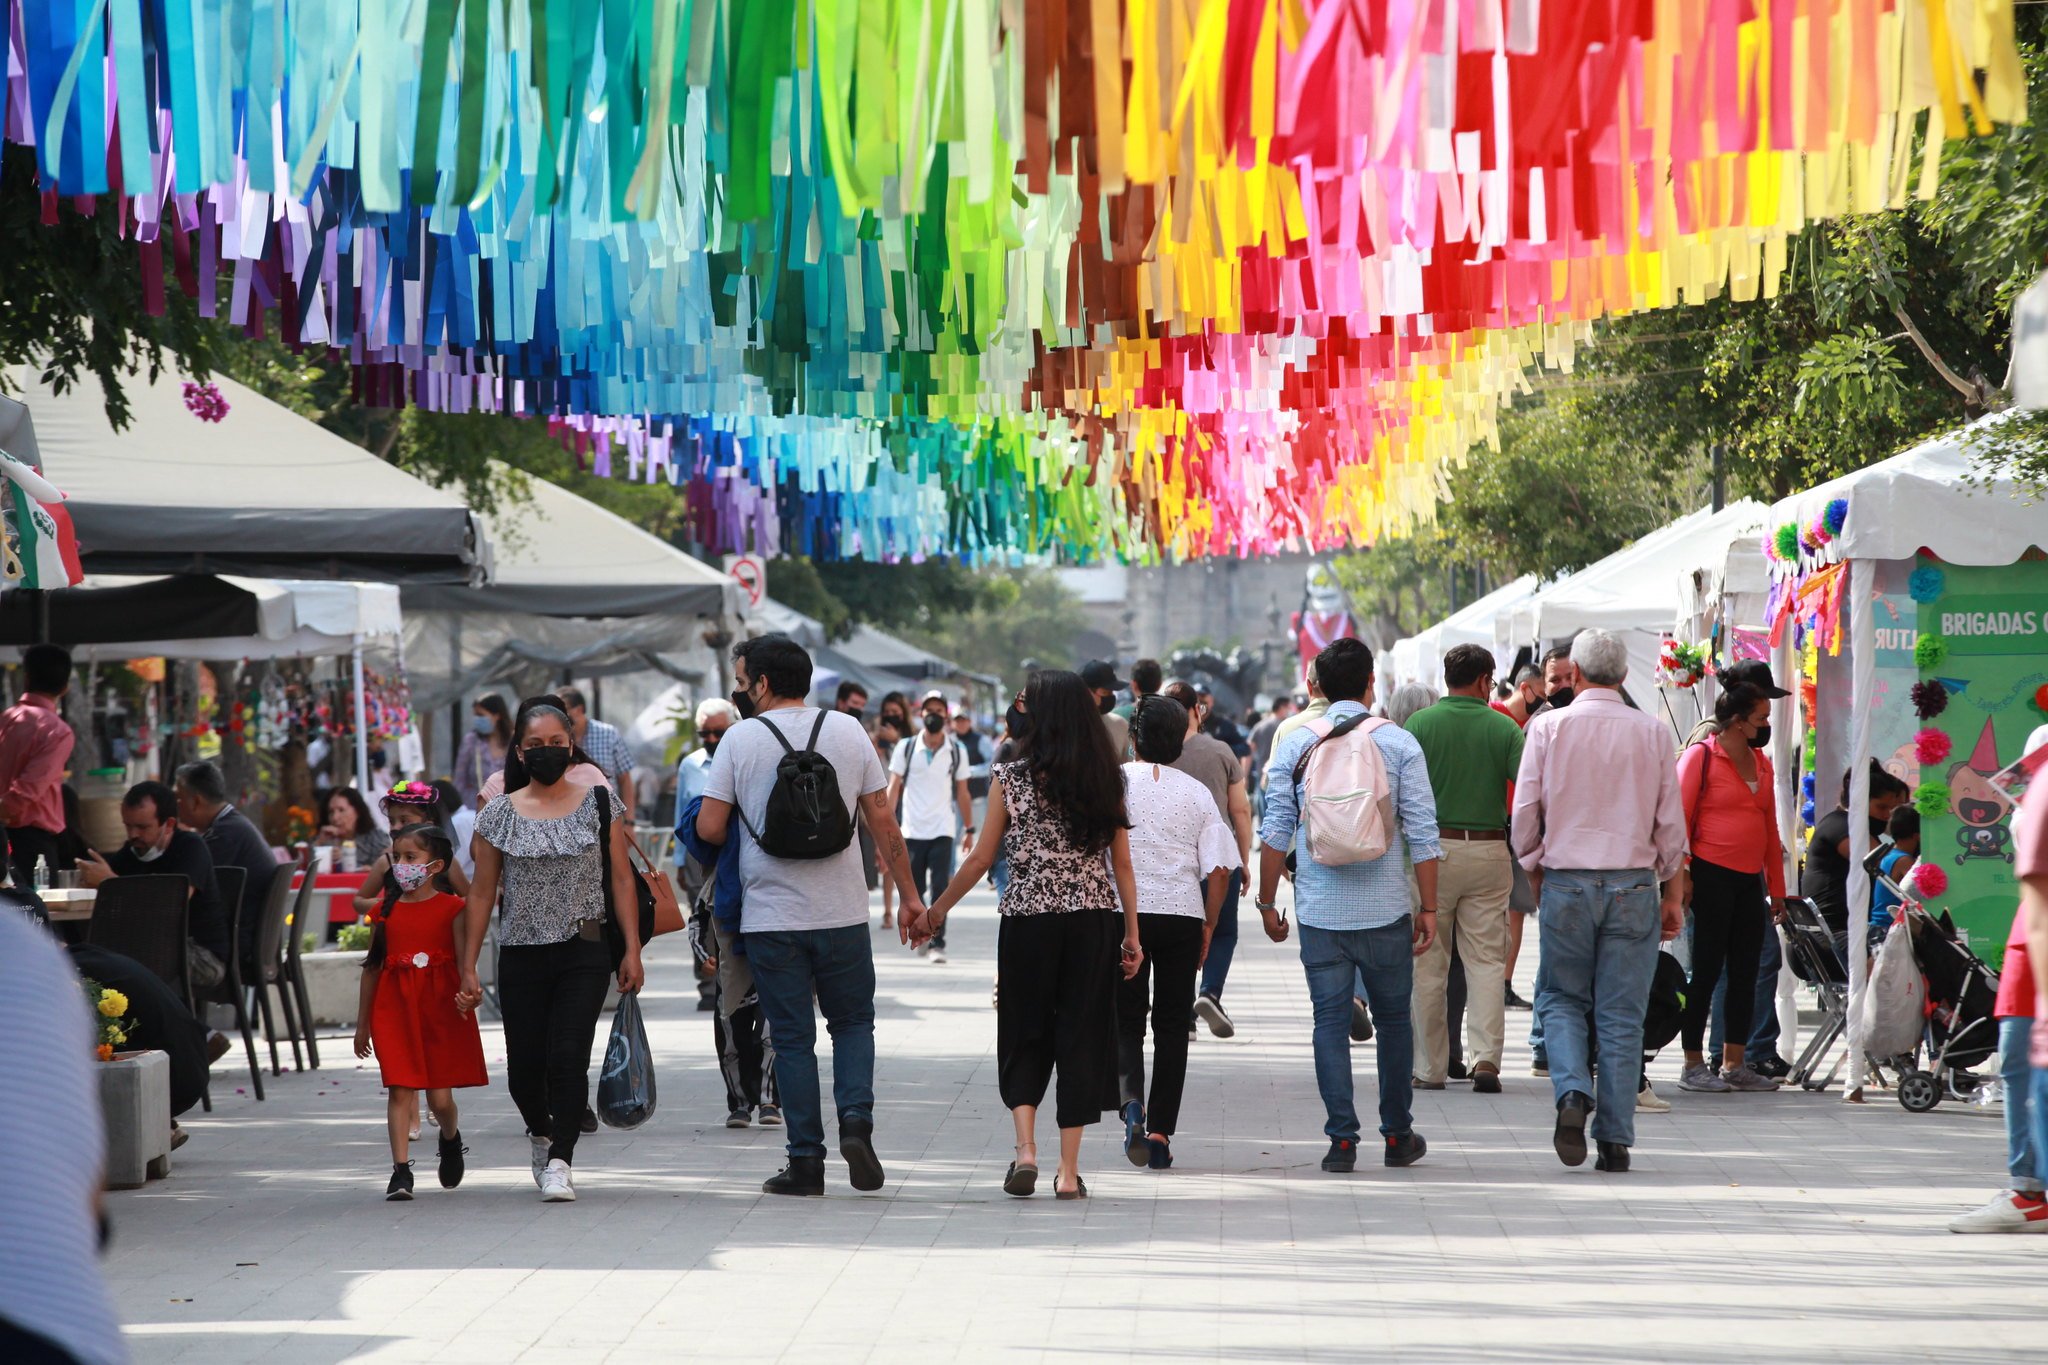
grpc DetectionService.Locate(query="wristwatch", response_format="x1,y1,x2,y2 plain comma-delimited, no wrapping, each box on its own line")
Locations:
1255,899,1279,913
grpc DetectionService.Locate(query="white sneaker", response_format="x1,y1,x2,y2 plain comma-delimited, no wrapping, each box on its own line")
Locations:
530,1136,551,1189
1634,1081,1671,1114
1948,1190,2048,1233
540,1158,576,1202
928,946,948,964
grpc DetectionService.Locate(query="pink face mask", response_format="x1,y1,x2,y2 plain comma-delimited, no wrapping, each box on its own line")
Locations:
392,863,436,893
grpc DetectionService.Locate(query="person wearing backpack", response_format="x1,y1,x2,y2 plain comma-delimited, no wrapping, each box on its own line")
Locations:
1255,637,1441,1175
1510,630,1687,1174
695,636,928,1198
888,692,976,964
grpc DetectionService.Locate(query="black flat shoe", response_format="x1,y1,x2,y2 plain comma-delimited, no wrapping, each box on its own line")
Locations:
1447,1060,1470,1081
1003,1160,1039,1197
1384,1132,1427,1167
437,1133,466,1189
1321,1138,1358,1173
763,1157,826,1197
1121,1102,1149,1167
1553,1091,1591,1168
1146,1137,1172,1170
839,1118,885,1192
580,1107,599,1134
1595,1141,1630,1172
386,1161,414,1201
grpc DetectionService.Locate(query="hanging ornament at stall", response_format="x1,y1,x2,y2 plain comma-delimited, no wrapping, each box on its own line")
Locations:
1656,640,1710,690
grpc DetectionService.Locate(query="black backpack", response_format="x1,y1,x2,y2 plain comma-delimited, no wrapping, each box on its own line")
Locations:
737,711,857,860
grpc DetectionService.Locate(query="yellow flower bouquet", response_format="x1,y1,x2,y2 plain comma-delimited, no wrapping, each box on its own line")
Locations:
81,978,136,1062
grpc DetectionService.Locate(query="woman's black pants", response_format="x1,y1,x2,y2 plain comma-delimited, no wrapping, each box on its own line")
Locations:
1683,857,1769,1054
996,909,1119,1129
498,936,612,1163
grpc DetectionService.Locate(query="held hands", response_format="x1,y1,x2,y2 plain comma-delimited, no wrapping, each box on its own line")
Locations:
899,899,934,947
616,949,645,995
457,967,482,1013
1119,933,1145,981
1411,909,1438,956
352,1027,373,1060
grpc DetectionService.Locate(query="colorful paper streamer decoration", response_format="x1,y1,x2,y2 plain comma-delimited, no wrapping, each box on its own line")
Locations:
1914,727,1954,765
0,2,2029,561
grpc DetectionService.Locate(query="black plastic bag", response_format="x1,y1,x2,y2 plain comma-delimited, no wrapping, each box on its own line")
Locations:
596,993,657,1129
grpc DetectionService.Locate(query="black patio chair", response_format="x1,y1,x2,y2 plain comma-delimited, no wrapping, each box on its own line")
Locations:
251,859,307,1075
86,875,193,1005
213,865,264,1102
283,861,323,1069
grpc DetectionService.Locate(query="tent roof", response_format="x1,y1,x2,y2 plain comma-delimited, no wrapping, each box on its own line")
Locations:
1523,501,1770,639
7,366,489,583
402,462,740,618
0,574,399,661
1387,575,1539,693
1768,413,2047,568
751,597,828,649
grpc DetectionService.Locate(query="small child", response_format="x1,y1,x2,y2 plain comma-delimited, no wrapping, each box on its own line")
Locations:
1870,806,1923,943
353,825,487,1200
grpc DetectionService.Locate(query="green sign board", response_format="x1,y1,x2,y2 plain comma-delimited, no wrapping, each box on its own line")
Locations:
1915,557,2048,960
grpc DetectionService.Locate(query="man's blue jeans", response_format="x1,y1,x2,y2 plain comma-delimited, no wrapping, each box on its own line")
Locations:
2000,1017,2043,1193
746,925,877,1160
1709,922,1784,1057
1198,870,1243,1000
1534,868,1662,1147
1298,919,1415,1142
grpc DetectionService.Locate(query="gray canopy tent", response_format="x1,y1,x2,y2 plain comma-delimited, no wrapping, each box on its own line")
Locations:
400,466,747,772
5,366,489,584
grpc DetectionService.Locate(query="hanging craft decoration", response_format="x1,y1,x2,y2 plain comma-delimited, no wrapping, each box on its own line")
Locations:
1915,636,1950,672
1904,861,1949,900
1908,566,1946,603
1914,781,1953,818
0,3,2028,562
1912,680,1951,720
1914,727,1954,765
1656,639,1710,690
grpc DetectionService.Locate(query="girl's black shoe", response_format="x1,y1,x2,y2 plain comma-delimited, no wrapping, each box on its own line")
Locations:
386,1161,415,1201
438,1133,466,1189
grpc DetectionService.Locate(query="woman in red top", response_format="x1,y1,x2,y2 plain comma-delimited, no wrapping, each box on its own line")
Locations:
353,824,488,1200
1675,683,1788,1094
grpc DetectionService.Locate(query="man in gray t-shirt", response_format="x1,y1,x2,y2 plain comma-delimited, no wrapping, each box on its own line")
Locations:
697,636,924,1200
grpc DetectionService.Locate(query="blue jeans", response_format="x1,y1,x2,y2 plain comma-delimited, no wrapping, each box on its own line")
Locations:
2000,1018,2043,1193
746,926,877,1160
1709,923,1784,1056
1198,870,1243,1000
907,837,955,949
2032,1059,2048,1193
1298,920,1415,1141
1534,868,1662,1147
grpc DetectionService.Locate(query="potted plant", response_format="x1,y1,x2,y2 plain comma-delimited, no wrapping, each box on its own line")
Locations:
85,977,173,1187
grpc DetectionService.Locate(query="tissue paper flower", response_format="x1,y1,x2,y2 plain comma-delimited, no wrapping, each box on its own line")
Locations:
1914,782,1951,817
1908,567,1946,603
1914,636,1948,671
1913,729,1953,765
1905,862,1949,899
1911,681,1950,720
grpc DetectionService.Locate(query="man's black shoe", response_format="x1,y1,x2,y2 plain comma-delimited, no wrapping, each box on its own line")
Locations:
437,1132,466,1188
1504,983,1534,1011
1749,1052,1792,1080
762,1156,827,1196
1553,1091,1592,1168
1594,1141,1630,1173
1321,1138,1358,1173
580,1106,599,1134
1447,1060,1470,1081
1384,1132,1426,1168
839,1118,886,1191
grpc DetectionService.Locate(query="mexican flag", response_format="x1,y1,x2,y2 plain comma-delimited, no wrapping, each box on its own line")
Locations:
0,448,82,590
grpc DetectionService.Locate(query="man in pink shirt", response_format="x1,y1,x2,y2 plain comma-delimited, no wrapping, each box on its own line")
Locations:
1511,629,1686,1173
0,645,75,889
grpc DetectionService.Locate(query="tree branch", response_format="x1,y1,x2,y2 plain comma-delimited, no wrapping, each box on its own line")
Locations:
1887,299,1981,403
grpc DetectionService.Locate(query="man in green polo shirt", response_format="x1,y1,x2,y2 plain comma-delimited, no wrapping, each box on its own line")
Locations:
1404,643,1526,1095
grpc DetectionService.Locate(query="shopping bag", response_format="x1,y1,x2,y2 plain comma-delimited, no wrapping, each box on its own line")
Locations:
596,993,657,1129
1854,919,1927,1057
1641,950,1690,1052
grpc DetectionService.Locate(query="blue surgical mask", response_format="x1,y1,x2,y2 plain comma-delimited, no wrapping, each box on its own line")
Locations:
472,715,493,735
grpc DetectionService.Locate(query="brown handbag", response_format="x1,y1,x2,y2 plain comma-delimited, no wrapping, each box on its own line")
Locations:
628,837,686,939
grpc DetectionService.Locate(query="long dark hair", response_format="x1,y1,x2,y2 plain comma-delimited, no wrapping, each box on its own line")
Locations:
477,692,513,746
1014,670,1129,856
364,824,459,969
502,695,594,794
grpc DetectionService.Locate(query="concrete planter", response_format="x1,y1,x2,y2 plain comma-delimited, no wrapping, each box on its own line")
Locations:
97,1050,172,1189
299,949,369,1029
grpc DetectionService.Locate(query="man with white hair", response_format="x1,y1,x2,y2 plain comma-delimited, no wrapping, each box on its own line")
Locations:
1511,629,1686,1173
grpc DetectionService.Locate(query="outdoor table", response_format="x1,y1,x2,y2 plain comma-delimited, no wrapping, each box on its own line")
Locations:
292,870,369,927
41,886,97,923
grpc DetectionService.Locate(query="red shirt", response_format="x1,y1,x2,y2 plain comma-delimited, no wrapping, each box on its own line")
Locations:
1676,738,1788,900
1490,701,1529,729
2001,785,2048,1018
0,694,73,834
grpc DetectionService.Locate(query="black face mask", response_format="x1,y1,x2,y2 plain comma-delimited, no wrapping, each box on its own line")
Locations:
1006,704,1032,740
522,746,572,785
1547,687,1575,709
730,685,757,720
1748,724,1772,750
923,713,945,734
1097,693,1115,715
702,731,724,754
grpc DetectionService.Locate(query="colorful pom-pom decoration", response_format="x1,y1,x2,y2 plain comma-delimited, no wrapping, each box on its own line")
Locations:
1907,567,1946,603
181,380,229,423
1914,782,1951,818
1773,524,1803,561
1824,498,1850,538
1800,799,1816,827
2034,683,2048,716
1904,862,1949,900
1914,636,1948,672
1913,728,1953,765
1801,773,1816,800
1911,680,1950,720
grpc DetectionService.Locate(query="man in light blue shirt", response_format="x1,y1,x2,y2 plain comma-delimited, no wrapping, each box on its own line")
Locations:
1257,637,1441,1174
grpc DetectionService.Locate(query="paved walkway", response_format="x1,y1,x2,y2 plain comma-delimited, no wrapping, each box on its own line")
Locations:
111,889,2041,1363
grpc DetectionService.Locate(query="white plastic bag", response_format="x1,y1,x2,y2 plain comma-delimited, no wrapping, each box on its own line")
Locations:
1854,919,1927,1057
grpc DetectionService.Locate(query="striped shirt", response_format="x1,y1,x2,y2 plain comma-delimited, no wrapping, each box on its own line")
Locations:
0,910,127,1365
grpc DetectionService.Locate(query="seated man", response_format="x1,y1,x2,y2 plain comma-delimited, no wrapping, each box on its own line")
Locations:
79,781,230,998
174,761,277,972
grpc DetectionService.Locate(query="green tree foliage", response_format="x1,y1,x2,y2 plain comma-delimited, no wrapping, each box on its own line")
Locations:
897,569,1085,692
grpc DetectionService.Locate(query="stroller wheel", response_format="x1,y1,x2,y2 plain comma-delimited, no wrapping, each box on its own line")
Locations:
1898,1070,1942,1113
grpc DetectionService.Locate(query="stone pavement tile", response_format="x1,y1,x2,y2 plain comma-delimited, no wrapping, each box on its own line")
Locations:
104,887,2047,1364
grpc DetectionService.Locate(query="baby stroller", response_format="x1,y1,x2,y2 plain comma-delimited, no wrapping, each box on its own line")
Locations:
1890,904,2001,1113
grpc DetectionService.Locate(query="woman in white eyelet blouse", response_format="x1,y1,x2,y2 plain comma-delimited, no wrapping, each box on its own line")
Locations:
1114,694,1241,1170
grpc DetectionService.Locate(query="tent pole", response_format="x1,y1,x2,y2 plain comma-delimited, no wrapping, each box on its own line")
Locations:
1842,559,1878,1098
1770,625,1801,1058
352,637,371,792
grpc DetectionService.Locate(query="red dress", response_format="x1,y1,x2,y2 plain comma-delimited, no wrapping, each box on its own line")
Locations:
369,893,487,1090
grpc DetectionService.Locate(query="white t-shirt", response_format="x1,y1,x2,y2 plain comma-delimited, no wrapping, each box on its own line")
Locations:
1122,761,1242,920
705,707,888,932
0,912,127,1365
890,733,966,841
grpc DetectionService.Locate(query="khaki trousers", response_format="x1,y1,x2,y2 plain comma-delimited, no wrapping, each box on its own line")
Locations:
1413,839,1513,1082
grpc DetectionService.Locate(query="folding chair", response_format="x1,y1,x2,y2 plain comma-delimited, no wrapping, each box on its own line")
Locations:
213,866,264,1102
1782,897,1896,1092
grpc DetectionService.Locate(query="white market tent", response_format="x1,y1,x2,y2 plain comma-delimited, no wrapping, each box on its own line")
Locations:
1499,501,1769,713
1765,415,2046,1093
7,365,489,584
1386,575,1539,695
0,574,399,662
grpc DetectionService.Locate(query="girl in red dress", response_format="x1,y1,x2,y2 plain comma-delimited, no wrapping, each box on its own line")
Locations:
353,825,488,1199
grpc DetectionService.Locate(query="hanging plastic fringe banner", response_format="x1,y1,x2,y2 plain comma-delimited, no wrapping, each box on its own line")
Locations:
0,1,2026,563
